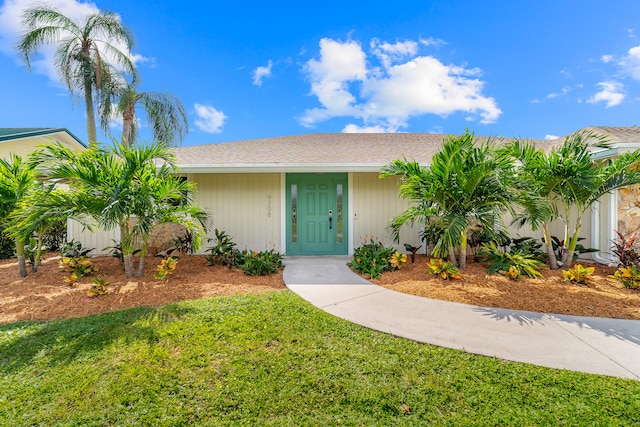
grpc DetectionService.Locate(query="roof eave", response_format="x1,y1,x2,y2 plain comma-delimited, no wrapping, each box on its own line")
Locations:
175,162,421,173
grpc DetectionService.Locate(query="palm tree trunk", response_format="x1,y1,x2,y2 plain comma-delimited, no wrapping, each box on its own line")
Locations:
448,246,457,266
543,224,559,270
459,229,468,270
136,242,148,277
123,253,135,278
16,239,27,277
564,218,583,270
84,75,98,144
122,106,134,146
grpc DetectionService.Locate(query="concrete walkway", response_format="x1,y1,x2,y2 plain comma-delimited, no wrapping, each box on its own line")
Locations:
283,256,640,380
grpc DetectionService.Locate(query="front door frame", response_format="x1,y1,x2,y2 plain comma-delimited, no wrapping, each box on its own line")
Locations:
284,172,349,255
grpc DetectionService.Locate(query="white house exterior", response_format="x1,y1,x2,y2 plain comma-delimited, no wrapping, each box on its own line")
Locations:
64,127,640,261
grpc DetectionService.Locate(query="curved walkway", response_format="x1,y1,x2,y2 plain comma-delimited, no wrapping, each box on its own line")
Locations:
283,256,640,380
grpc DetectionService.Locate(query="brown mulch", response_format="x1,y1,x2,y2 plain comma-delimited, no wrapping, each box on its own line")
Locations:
368,255,640,320
2,253,639,324
0,254,285,324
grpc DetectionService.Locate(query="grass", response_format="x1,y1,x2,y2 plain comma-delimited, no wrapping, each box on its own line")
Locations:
1,291,639,426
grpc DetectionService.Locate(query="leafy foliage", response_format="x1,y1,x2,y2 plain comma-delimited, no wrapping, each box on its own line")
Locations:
403,243,420,263
40,218,67,252
154,256,178,280
563,264,595,285
87,278,110,298
237,249,283,276
610,230,640,269
509,237,546,260
348,237,396,279
551,236,598,265
171,229,194,255
389,251,407,269
58,256,97,286
610,265,640,289
103,240,140,264
0,227,14,259
427,258,461,280
61,239,94,258
206,229,237,267
480,242,543,279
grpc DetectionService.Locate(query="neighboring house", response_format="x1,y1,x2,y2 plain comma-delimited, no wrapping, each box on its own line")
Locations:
0,128,85,160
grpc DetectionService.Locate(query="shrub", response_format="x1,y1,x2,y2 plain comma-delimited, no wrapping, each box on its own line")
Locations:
510,237,546,261
427,258,461,280
0,226,14,259
389,251,407,269
563,263,595,285
40,218,67,252
61,239,94,257
58,256,97,286
481,242,543,279
87,278,110,298
348,237,395,279
206,229,237,267
103,240,140,264
611,230,640,269
237,249,283,276
155,256,178,280
501,266,521,280
610,265,640,289
172,230,194,255
551,236,598,264
403,243,420,264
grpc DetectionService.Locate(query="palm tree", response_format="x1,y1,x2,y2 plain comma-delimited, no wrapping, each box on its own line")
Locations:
99,78,188,146
17,5,136,143
509,131,640,269
32,142,207,278
381,130,515,269
0,155,36,277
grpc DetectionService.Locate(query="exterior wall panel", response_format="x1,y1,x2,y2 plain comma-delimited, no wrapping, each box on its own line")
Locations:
190,173,281,253
352,173,420,252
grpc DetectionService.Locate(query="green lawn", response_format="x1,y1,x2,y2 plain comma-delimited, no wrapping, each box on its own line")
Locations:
1,290,638,426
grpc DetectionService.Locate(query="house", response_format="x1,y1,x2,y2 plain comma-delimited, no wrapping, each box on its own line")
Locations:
170,132,560,256
67,126,639,260
0,128,85,160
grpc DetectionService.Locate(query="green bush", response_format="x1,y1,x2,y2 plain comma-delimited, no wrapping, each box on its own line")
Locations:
206,229,237,267
348,237,396,279
480,242,543,279
237,249,283,276
0,226,14,259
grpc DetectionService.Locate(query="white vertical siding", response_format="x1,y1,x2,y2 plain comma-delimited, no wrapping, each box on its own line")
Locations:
351,173,420,252
190,173,281,252
67,218,120,255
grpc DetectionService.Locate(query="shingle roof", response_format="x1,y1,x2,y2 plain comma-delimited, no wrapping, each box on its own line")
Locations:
172,127,640,173
173,132,556,172
582,126,640,144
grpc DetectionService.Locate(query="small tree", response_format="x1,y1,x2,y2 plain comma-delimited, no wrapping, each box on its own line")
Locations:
32,141,207,278
381,130,515,269
508,131,640,269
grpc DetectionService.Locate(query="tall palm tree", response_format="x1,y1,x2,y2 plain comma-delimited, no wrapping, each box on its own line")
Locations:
32,142,207,278
381,130,515,269
0,155,36,277
99,77,188,146
17,5,136,143
509,131,640,269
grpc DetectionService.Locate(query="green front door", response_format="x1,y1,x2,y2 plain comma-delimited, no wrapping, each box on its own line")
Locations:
286,173,348,255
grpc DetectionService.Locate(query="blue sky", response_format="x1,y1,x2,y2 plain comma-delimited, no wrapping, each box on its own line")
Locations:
1,0,640,146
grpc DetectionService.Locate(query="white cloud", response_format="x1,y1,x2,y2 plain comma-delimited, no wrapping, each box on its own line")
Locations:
587,81,625,107
300,37,501,131
252,60,273,86
601,54,613,63
371,38,418,69
620,46,640,80
0,0,149,85
545,134,560,140
342,123,396,133
419,37,446,48
546,87,570,99
194,103,227,133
